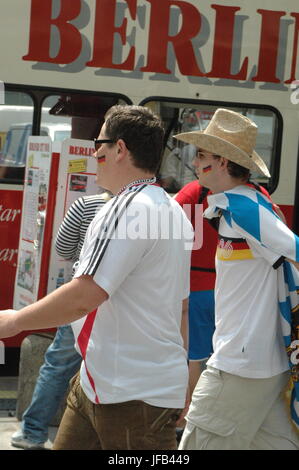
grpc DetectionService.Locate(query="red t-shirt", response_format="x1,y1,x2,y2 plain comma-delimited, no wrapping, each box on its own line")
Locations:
175,181,217,291
175,180,272,292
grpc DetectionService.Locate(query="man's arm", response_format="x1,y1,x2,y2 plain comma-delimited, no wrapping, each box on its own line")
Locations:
177,298,190,426
180,297,189,352
0,275,108,338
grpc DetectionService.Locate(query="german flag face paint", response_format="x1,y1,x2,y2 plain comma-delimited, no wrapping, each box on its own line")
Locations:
202,164,212,173
97,155,106,164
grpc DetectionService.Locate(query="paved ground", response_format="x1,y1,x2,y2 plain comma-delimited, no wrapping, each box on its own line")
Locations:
0,412,22,450
0,377,58,450
0,411,58,450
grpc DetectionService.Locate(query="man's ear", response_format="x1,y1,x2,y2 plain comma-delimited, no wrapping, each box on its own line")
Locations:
115,139,127,161
220,157,228,168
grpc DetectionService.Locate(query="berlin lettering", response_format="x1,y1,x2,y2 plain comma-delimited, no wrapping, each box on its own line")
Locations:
23,0,299,84
69,146,94,157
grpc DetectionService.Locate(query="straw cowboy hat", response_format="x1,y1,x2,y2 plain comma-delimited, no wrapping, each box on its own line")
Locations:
174,108,270,178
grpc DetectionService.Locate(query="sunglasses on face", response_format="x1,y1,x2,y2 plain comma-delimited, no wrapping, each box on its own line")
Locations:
94,138,130,152
93,138,115,151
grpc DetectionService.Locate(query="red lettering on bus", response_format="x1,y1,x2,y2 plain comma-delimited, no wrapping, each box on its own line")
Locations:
285,13,299,84
141,0,203,75
206,5,248,80
23,0,82,64
252,9,286,83
21,0,298,84
86,0,137,70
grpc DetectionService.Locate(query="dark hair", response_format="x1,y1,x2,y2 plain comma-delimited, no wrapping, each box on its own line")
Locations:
212,154,251,180
227,160,251,180
104,105,164,173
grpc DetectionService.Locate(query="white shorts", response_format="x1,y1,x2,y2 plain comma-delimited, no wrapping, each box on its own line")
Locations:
179,366,299,450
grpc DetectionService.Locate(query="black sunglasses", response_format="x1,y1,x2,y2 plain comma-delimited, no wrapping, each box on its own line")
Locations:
94,137,130,152
94,138,115,151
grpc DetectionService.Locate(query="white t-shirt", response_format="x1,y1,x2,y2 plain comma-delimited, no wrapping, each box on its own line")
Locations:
206,190,289,378
72,184,193,407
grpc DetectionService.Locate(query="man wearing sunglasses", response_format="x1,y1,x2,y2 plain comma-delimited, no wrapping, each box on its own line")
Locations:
0,105,193,450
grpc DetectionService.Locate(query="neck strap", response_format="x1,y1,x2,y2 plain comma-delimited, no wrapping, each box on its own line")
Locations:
116,177,157,196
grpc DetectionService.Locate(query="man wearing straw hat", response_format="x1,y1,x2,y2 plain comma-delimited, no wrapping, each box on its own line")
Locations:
174,108,299,450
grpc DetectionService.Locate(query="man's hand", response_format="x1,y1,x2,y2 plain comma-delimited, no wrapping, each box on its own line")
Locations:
0,309,20,339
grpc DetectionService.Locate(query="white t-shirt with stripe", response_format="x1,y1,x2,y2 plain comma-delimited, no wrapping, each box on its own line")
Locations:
72,184,193,408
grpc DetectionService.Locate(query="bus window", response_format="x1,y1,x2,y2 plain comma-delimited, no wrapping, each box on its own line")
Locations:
40,97,72,144
0,92,34,183
53,130,72,142
144,101,280,193
0,91,127,184
246,109,277,176
41,93,127,141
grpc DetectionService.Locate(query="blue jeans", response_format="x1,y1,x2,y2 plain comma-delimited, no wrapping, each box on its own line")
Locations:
21,325,82,444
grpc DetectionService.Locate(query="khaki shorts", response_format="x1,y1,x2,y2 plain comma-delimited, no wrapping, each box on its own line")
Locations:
179,366,299,450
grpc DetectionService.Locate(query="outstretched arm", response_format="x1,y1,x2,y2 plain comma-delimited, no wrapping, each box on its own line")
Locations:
0,275,108,338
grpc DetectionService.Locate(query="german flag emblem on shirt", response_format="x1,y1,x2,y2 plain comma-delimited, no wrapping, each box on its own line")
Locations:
217,235,254,260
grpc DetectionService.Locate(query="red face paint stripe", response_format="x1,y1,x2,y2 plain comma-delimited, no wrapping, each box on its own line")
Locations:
97,156,106,163
202,165,212,173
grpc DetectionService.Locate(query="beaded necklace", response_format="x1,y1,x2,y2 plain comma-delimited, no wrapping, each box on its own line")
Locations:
116,177,156,196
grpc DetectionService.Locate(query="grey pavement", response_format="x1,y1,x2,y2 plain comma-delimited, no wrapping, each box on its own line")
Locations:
0,410,58,451
0,377,58,450
0,411,58,450
0,411,22,450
